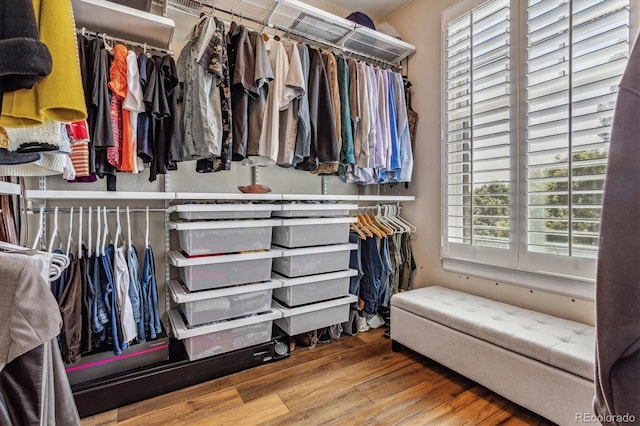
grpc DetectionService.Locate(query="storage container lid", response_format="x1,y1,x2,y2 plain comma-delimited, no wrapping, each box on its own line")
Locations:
169,219,281,230
168,249,282,267
276,217,357,226
272,295,358,317
274,243,358,257
169,309,281,339
168,279,281,303
273,269,358,287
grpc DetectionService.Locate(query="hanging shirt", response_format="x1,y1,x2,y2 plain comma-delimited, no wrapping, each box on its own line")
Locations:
376,67,391,174
293,43,311,166
198,16,232,172
307,47,338,168
114,246,136,344
137,53,150,163
393,72,413,182
277,39,305,167
227,25,273,160
108,44,135,172
123,50,145,174
336,55,354,166
177,17,223,161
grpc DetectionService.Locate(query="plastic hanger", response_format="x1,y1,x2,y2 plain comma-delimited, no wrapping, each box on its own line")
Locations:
32,206,45,250
65,207,74,257
126,206,133,250
101,206,110,255
95,206,102,257
88,207,93,257
114,206,122,248
145,206,150,248
48,207,63,253
78,207,83,259
393,205,416,233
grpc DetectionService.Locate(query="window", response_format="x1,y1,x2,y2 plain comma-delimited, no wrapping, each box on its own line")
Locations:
442,0,631,296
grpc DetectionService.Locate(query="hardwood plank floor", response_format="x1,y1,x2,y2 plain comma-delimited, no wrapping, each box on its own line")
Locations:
81,328,555,426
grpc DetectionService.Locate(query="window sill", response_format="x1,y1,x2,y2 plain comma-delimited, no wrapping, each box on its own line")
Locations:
442,257,595,301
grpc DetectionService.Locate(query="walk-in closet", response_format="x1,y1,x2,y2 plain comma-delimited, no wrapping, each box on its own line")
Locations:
1,0,638,424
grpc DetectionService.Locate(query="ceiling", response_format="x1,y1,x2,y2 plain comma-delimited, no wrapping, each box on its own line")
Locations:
319,0,412,22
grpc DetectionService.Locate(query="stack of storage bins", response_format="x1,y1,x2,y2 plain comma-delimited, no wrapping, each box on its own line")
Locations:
271,203,359,336
167,203,282,361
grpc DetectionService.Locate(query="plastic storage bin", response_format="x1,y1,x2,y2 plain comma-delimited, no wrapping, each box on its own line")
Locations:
168,280,281,326
272,270,357,307
169,250,281,291
272,243,357,278
272,203,357,218
170,219,280,256
272,295,357,335
169,309,281,361
170,204,278,220
272,217,356,248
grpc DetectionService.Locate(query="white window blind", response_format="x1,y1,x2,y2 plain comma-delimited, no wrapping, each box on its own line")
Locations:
442,0,631,292
444,0,513,264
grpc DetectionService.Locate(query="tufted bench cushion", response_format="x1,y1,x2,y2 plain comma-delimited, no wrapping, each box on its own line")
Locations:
391,286,595,381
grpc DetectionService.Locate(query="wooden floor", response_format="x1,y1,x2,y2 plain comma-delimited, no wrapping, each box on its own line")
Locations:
81,328,555,426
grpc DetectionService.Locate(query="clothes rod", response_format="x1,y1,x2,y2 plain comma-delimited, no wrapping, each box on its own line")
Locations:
27,208,167,214
77,27,174,55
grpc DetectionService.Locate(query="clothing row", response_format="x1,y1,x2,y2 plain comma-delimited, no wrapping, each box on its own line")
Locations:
0,252,80,425
177,15,414,183
48,240,162,363
348,231,416,327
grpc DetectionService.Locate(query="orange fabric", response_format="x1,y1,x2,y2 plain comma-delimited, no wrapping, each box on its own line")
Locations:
108,44,135,172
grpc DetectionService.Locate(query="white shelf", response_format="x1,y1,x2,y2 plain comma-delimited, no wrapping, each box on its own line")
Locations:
168,279,281,303
25,190,174,200
168,204,280,213
0,181,21,196
358,195,415,202
167,0,415,65
282,194,360,201
175,192,282,201
73,0,175,48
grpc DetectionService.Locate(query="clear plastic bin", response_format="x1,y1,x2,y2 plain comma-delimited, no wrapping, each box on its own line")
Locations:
272,270,357,307
272,244,356,278
273,295,357,335
169,310,280,361
171,220,279,256
272,203,357,218
179,289,273,326
272,218,354,248
169,250,280,291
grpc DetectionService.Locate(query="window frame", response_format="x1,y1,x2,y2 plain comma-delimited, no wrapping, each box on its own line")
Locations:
440,0,639,300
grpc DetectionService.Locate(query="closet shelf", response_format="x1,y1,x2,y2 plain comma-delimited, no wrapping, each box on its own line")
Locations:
174,192,282,201
72,0,175,48
166,0,415,64
358,195,415,202
25,190,174,200
0,181,21,196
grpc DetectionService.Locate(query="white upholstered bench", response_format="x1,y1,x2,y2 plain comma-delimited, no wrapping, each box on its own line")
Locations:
390,286,595,425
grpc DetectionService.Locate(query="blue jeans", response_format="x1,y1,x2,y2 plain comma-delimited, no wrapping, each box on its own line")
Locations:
90,253,108,339
127,245,145,342
141,246,161,339
360,236,383,315
348,232,363,297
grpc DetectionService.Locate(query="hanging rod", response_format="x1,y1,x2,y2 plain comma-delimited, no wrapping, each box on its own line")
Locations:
168,0,401,70
77,27,174,56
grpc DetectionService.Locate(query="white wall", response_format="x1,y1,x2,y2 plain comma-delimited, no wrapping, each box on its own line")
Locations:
386,0,596,325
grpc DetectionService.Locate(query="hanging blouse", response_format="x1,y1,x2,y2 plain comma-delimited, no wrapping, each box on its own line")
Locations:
277,39,305,167
293,44,311,166
123,50,145,174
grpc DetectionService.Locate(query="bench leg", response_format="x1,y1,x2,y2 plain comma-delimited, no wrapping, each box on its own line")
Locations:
391,340,403,353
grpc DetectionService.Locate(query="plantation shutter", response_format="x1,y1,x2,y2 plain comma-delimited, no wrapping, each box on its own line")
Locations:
525,0,630,266
443,0,513,263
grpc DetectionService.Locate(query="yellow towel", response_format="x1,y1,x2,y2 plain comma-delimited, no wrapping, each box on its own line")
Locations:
1,0,87,127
